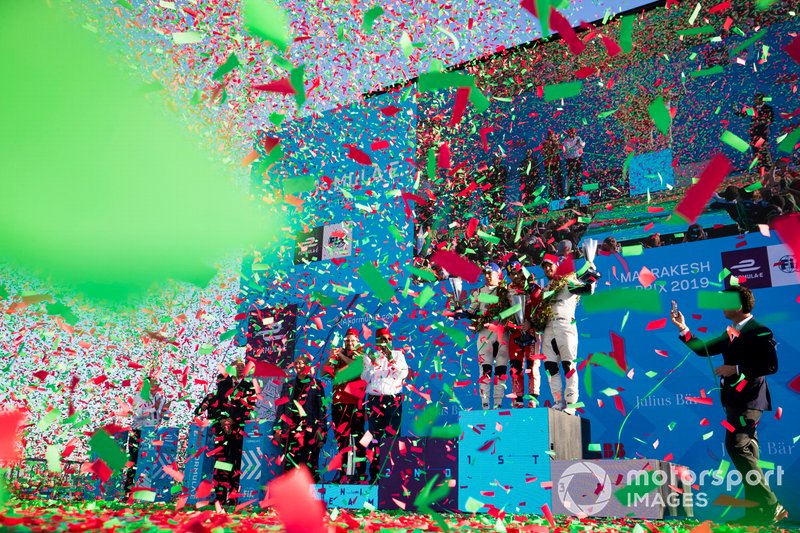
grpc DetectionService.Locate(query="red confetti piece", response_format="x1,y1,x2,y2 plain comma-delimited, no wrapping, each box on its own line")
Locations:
675,154,731,224
266,467,326,533
541,503,556,528
449,86,471,127
371,139,390,151
610,332,627,371
721,419,736,432
784,35,800,66
638,266,656,288
380,105,401,116
345,145,372,166
775,407,782,420
646,318,667,331
0,410,25,465
251,77,297,95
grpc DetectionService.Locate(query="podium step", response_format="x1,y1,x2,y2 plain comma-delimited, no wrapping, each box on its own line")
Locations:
457,408,584,513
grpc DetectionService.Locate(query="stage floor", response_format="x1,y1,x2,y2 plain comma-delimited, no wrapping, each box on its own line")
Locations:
0,500,795,532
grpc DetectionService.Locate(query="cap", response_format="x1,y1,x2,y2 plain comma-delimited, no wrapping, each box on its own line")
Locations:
506,261,522,274
484,262,502,273
344,327,360,337
541,254,559,266
376,327,392,339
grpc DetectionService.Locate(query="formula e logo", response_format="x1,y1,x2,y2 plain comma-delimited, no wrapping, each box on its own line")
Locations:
731,259,761,273
721,247,772,289
776,255,797,274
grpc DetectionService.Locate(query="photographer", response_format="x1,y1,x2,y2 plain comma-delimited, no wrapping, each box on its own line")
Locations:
670,286,785,525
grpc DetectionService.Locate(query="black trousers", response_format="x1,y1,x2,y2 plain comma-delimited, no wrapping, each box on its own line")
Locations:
565,157,583,195
285,437,322,483
213,426,243,505
366,394,403,482
124,429,141,495
331,402,367,481
725,408,778,515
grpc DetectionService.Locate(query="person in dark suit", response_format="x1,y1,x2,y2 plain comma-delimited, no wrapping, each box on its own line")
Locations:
273,354,328,482
670,286,786,525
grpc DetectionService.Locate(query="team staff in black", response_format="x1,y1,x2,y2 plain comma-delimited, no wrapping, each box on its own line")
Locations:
273,354,328,482
671,286,786,525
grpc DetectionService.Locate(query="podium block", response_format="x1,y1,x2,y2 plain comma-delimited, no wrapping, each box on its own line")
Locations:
314,484,378,509
551,459,694,519
88,430,128,500
184,424,216,504
135,426,179,502
239,420,283,502
378,437,458,512
458,408,582,513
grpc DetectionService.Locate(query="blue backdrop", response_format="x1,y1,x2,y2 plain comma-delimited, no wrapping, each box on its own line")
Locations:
239,71,800,520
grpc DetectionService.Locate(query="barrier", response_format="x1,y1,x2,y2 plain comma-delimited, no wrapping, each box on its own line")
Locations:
184,423,216,504
239,420,283,503
314,484,378,509
88,429,128,501
133,426,179,503
457,408,583,513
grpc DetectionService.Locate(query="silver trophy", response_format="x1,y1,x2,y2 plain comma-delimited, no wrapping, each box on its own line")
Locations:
447,276,466,319
510,293,534,346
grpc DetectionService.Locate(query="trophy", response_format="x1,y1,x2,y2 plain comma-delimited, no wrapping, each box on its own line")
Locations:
510,293,534,347
447,276,467,319
579,238,602,283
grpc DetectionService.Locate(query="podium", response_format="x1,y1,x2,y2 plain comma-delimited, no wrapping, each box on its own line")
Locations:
314,484,378,509
133,426,179,502
457,408,583,513
378,437,458,512
184,424,216,504
88,429,128,500
551,459,694,519
239,420,283,503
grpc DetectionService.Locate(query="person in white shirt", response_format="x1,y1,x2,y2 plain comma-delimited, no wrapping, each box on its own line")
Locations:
125,376,169,496
361,327,409,483
562,128,586,196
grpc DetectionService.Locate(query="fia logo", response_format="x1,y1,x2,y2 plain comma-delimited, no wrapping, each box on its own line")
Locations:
776,254,797,274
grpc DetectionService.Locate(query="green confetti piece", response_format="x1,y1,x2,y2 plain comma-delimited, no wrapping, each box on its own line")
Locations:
283,176,316,195
777,126,800,154
44,302,79,325
621,244,643,256
476,230,500,245
172,31,205,44
621,310,630,331
362,5,384,34
718,268,731,282
689,65,724,77
465,496,484,512
37,409,60,431
427,147,436,180
645,370,658,378
133,489,156,502
732,28,767,54
581,183,599,192
647,96,671,136
614,469,659,505
434,323,469,348
0,285,8,299
418,71,475,92
543,81,583,102
536,0,551,36
468,86,491,113
46,445,62,473
744,181,763,193
388,225,404,242
269,112,285,126
601,388,619,397
588,443,602,452
409,266,437,282
590,353,626,376
716,459,731,478
667,421,676,431
477,293,499,304
676,25,715,36
499,304,521,320
620,15,634,53
399,31,414,58
430,424,462,439
140,378,152,401
89,430,128,472
290,64,307,107
333,354,365,385
415,286,436,308
214,460,233,472
357,263,395,302
242,0,290,52
211,53,240,81
720,130,750,152
413,405,441,435
582,288,662,313
757,459,775,470
117,0,134,10
702,431,714,440
755,0,780,9
219,329,237,342
697,291,741,310
583,361,593,397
